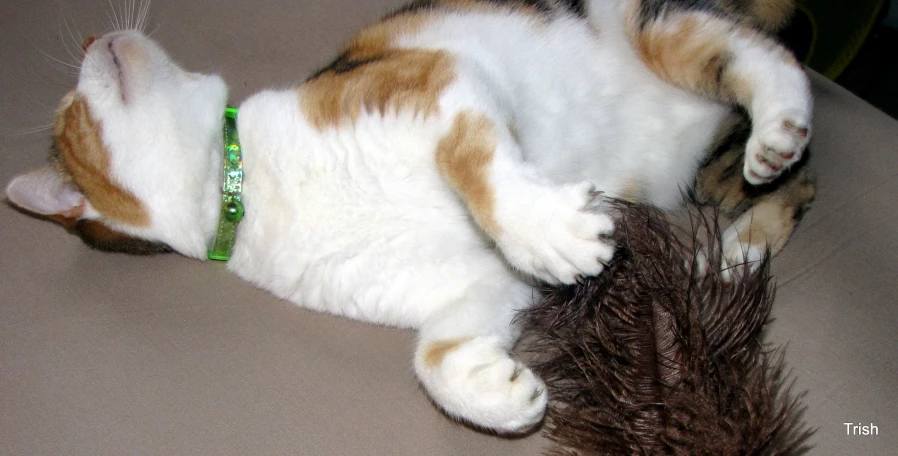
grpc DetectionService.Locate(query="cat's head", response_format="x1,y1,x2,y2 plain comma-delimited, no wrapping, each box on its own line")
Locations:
6,31,229,258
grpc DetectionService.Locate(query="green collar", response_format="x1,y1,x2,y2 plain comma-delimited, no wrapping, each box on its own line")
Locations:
208,106,245,261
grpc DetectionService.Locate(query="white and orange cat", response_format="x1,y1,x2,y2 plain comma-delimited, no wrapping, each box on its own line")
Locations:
6,0,813,433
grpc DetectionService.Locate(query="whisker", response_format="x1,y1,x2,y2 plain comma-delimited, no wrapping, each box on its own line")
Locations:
118,0,126,30
71,19,89,55
125,0,133,30
137,0,152,33
61,17,84,64
134,0,140,31
127,0,137,31
106,0,121,30
24,90,60,111
146,22,162,38
39,49,81,75
71,19,87,45
106,11,118,31
40,46,79,68
14,124,55,137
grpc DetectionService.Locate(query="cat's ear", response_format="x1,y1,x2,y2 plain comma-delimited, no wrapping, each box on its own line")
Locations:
5,166,87,219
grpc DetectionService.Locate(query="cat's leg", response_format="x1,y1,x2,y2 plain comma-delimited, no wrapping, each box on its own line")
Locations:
626,1,812,185
436,110,615,285
718,186,811,279
693,115,816,277
414,274,546,433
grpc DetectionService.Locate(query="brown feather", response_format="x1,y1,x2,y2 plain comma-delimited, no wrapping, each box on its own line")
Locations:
520,199,813,455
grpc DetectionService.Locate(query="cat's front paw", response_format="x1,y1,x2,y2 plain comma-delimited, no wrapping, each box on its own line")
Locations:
744,112,810,185
416,336,547,433
496,182,615,285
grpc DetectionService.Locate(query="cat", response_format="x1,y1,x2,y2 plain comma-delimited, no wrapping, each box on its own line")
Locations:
5,0,815,433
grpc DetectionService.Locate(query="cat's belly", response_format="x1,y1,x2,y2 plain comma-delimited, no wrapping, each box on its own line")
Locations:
405,6,733,210
228,108,519,328
509,48,732,208
519,89,732,209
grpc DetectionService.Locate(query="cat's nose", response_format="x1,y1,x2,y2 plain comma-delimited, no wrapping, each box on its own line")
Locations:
82,36,98,52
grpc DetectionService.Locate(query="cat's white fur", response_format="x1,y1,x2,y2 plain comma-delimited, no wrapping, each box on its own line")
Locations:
72,33,228,255
6,0,811,433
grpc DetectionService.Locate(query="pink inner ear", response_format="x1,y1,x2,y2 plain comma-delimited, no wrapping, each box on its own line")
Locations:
5,166,86,217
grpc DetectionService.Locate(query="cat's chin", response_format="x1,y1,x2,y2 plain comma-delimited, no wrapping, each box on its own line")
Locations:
106,37,130,102
80,32,134,105
66,31,231,261
79,31,195,108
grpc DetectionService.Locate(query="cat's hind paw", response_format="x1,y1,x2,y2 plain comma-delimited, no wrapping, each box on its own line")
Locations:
720,239,765,284
495,182,615,285
744,112,810,185
719,221,768,283
416,336,547,434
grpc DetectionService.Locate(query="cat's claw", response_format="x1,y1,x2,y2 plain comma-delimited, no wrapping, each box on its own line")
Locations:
496,182,615,285
510,363,524,381
531,388,545,401
744,112,810,185
417,337,547,433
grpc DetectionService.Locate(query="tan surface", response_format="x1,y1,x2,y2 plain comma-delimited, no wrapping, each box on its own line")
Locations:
1,1,896,454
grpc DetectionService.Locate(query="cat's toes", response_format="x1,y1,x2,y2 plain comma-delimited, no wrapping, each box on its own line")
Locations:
720,235,766,284
497,182,615,285
744,113,810,185
417,337,547,433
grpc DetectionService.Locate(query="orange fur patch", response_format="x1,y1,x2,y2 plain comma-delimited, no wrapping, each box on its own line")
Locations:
635,11,802,106
726,72,756,107
436,111,500,236
423,337,473,368
53,95,149,226
635,14,733,100
301,49,455,129
735,199,795,253
299,12,455,129
733,172,814,256
344,12,432,61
